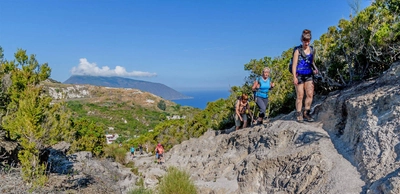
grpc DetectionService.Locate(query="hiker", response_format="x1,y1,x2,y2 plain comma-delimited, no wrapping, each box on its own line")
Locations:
234,93,250,130
292,29,319,123
252,67,275,125
155,143,164,165
139,144,143,155
130,146,135,159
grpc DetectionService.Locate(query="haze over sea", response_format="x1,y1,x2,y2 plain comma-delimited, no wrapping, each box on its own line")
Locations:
173,90,231,110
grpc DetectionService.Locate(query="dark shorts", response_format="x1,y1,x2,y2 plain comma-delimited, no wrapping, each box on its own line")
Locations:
297,74,313,84
234,114,248,127
157,154,163,159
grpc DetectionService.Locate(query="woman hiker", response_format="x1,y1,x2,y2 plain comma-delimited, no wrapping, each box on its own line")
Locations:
292,29,319,123
252,67,275,125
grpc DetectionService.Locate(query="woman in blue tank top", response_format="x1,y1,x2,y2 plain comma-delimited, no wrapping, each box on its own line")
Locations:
292,29,319,123
252,67,275,125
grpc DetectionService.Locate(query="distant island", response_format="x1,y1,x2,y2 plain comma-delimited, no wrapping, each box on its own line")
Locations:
63,75,192,100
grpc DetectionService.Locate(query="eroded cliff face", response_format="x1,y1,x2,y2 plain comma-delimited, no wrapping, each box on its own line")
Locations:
135,62,400,194
316,61,400,194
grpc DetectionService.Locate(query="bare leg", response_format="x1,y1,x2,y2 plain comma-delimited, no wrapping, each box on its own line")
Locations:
304,81,314,110
303,80,315,121
295,84,305,112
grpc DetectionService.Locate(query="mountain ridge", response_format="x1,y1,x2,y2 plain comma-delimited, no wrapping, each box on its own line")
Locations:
63,75,191,100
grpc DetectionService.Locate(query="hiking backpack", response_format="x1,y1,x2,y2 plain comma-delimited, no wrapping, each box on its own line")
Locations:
288,45,314,74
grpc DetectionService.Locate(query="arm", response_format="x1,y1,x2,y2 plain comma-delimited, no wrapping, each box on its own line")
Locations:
292,49,299,85
235,100,243,121
252,80,260,91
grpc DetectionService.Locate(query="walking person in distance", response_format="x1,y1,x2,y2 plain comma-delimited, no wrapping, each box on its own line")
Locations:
130,145,135,159
155,143,164,165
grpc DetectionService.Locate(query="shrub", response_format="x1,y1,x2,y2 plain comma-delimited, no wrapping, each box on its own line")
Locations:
129,187,152,194
69,118,106,156
113,147,127,164
102,144,127,164
157,166,197,194
157,100,166,111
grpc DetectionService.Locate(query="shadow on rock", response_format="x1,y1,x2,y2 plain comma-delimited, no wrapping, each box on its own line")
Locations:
295,131,328,147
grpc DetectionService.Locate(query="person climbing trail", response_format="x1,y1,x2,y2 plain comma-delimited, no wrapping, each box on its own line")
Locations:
252,67,275,125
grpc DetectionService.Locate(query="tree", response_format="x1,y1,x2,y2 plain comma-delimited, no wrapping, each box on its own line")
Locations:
157,100,166,111
69,118,106,156
348,0,363,15
1,48,72,187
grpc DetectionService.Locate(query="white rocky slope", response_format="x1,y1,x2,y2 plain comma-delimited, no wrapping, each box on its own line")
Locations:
134,61,400,194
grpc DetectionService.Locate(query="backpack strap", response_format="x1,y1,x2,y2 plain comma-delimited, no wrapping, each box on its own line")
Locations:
297,45,314,59
297,46,307,59
255,77,261,90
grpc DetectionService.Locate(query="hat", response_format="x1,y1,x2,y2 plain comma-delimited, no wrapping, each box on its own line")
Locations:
157,143,161,146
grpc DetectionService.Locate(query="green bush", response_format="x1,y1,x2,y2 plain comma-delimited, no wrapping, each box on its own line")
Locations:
157,166,197,194
129,187,152,194
103,144,127,164
113,147,127,164
157,100,166,111
69,118,106,156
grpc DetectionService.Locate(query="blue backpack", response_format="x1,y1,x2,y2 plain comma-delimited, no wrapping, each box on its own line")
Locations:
288,45,314,74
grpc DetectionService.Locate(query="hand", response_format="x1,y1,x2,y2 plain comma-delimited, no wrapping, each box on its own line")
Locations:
293,77,298,85
313,69,319,74
271,82,275,88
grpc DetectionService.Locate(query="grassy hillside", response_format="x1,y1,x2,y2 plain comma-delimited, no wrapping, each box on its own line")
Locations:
42,82,201,142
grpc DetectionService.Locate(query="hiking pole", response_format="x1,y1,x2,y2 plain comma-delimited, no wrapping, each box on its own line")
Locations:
251,90,257,126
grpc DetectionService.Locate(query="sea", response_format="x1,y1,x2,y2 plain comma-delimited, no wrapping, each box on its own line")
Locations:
172,90,231,110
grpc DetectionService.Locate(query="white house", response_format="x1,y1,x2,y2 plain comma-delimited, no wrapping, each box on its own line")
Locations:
105,134,119,144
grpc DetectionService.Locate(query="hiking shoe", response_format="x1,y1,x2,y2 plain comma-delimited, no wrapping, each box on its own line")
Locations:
256,120,263,125
303,110,314,122
295,111,304,123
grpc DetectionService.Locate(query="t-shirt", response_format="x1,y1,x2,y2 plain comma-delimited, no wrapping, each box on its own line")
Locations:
130,147,135,152
157,146,164,154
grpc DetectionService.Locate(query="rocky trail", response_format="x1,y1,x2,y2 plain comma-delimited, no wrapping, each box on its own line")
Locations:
133,119,364,194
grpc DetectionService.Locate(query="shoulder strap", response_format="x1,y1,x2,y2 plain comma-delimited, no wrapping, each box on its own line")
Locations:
298,47,307,59
256,76,261,85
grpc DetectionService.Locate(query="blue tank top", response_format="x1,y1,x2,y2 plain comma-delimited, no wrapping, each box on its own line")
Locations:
296,51,313,75
255,77,271,99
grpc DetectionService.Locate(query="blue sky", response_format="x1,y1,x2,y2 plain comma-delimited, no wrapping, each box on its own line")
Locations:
0,0,370,91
